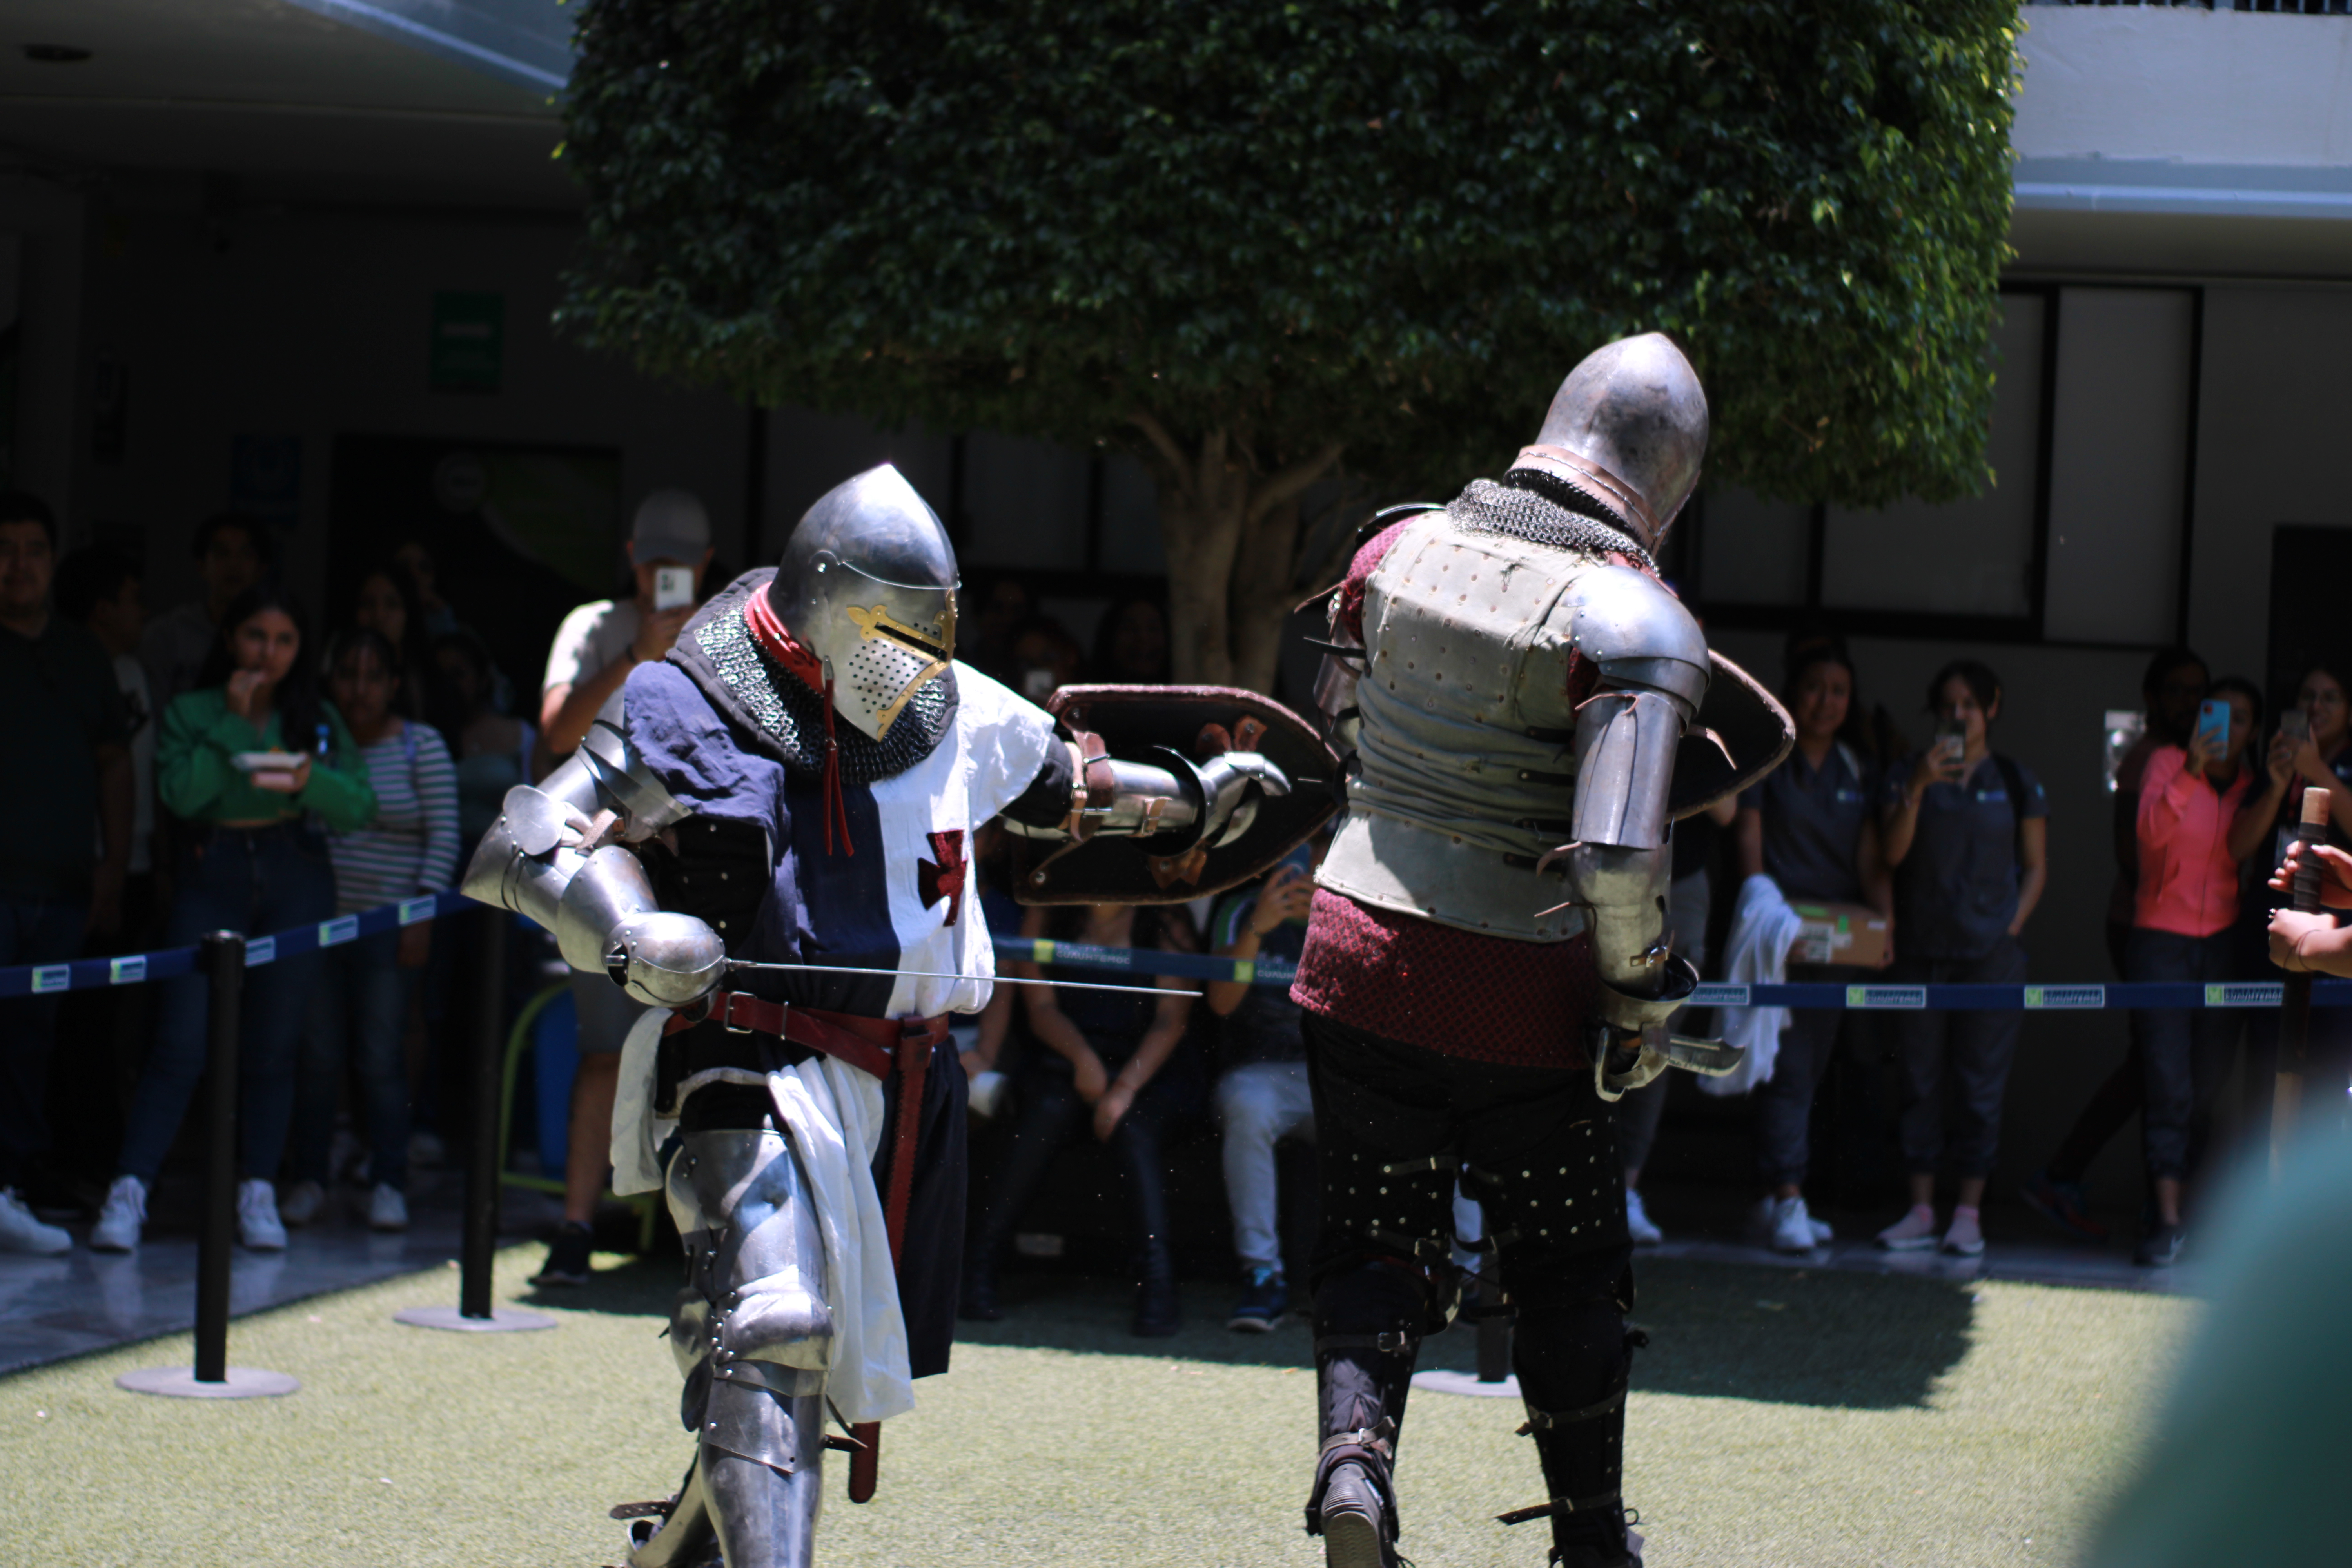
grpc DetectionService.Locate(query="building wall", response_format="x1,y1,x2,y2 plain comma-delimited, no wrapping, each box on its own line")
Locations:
0,179,89,517
69,201,751,635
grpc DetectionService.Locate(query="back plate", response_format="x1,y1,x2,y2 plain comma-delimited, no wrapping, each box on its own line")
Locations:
1011,684,1342,906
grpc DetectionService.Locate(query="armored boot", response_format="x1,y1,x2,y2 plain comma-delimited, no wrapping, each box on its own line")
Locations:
1304,1283,1425,1568
1501,1325,1648,1568
642,1118,835,1568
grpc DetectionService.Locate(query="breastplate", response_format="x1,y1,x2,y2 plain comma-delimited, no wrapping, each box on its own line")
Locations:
1318,514,1601,942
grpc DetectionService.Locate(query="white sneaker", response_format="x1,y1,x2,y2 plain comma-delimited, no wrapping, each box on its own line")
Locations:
0,1189,69,1254
1941,1208,1985,1257
279,1179,325,1228
1625,1187,1663,1246
237,1179,287,1251
367,1183,409,1232
1877,1205,1940,1251
91,1176,146,1253
1768,1195,1825,1254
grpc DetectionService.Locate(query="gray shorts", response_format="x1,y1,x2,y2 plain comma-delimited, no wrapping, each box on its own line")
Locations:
569,968,653,1056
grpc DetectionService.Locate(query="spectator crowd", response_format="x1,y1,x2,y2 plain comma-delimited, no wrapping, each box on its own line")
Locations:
0,479,2336,1342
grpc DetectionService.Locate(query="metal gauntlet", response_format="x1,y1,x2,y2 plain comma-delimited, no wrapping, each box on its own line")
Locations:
459,724,727,1009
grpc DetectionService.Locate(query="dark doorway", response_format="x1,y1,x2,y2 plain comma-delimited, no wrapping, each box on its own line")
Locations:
2268,524,2352,712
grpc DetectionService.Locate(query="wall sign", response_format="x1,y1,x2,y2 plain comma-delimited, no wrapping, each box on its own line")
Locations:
430,291,504,393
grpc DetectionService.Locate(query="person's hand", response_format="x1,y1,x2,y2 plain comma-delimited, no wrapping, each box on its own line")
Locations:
397,920,432,968
87,863,125,939
224,668,268,720
1092,1081,1136,1142
2270,908,2335,972
632,605,696,666
1249,866,1315,934
2184,725,2225,779
1906,744,1964,802
2270,842,2352,910
2267,729,2299,792
253,755,313,794
1069,1048,1109,1104
2293,732,2335,789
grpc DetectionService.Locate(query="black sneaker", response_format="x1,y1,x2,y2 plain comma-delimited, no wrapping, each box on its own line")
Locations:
2134,1223,2185,1268
1227,1265,1289,1332
532,1221,595,1286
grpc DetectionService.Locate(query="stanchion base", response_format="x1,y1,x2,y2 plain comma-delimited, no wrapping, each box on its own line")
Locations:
392,1305,557,1334
1410,1369,1520,1398
116,1366,301,1399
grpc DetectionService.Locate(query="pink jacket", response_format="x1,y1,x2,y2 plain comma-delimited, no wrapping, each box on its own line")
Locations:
2134,746,2251,938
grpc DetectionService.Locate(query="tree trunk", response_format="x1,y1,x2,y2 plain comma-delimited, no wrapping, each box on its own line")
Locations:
1229,492,1304,698
1132,412,1342,693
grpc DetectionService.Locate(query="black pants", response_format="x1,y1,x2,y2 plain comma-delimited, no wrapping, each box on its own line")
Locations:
1303,1013,1636,1555
968,1054,1205,1281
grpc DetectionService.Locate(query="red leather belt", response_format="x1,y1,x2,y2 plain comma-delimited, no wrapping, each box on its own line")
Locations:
663,991,948,1080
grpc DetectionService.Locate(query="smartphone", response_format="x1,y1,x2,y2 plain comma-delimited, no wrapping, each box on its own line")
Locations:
2194,698,2230,751
1933,724,1965,765
2283,709,2312,746
653,566,695,610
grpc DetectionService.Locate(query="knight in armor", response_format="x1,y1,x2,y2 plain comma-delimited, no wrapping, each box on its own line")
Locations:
1294,334,1788,1568
461,466,1299,1568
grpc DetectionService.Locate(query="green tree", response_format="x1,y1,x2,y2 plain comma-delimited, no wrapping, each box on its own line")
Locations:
558,0,2016,690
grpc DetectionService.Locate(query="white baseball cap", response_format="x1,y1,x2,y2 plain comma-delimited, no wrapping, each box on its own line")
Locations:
631,489,711,565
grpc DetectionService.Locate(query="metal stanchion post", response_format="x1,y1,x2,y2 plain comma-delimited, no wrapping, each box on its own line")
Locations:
117,933,299,1399
397,905,553,1333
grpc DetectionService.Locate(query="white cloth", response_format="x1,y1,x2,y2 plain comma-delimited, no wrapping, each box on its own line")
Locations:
542,598,644,732
609,1008,913,1425
1700,874,1804,1098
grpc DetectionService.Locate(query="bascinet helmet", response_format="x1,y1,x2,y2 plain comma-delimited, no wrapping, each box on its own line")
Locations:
1519,332,1709,554
766,464,959,741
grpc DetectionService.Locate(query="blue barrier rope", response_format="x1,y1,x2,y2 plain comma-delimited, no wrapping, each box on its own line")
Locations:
5,898,2340,1011
0,889,474,999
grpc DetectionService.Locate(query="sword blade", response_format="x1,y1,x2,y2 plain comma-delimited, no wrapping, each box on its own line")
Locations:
724,959,1196,999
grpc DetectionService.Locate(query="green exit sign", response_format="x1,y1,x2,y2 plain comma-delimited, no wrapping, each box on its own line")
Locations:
430,291,503,392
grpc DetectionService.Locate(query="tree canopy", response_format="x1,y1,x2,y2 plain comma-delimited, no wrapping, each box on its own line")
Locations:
557,0,2017,682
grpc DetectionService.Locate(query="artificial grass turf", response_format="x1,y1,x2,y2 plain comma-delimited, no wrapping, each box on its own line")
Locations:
0,1247,2189,1567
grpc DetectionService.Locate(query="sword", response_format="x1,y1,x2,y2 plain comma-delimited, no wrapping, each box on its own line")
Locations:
724,958,1198,999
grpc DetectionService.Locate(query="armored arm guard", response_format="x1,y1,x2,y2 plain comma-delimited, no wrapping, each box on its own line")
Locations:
1545,568,1711,1035
460,720,728,1009
1002,731,1293,853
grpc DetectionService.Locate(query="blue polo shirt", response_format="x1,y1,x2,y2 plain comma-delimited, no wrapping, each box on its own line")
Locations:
1881,753,2049,961
1739,742,1877,904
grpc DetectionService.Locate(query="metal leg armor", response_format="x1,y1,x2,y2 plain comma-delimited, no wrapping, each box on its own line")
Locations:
628,1125,833,1568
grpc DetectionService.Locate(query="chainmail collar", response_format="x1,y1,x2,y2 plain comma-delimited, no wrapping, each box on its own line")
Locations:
1449,474,1656,572
671,570,957,782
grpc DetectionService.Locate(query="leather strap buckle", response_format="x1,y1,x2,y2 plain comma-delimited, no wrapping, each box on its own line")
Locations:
719,992,760,1035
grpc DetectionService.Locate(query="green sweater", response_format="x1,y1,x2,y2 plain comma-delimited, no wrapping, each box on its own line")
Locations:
156,688,377,831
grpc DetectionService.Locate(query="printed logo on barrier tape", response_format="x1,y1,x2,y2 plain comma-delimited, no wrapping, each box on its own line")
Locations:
110,956,146,985
2025,986,2104,1010
399,897,436,926
31,965,70,994
1847,985,1927,1010
1690,984,1751,1008
2206,982,2284,1008
247,936,277,966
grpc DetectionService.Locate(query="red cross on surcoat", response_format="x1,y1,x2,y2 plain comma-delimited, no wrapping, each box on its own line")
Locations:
918,829,967,926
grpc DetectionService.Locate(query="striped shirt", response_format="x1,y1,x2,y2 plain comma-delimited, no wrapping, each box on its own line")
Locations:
327,721,461,915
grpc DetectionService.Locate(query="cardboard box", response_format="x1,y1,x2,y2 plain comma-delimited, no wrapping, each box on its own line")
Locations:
1788,901,1891,969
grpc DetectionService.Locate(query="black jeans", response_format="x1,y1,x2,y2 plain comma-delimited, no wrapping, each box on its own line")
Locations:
969,1051,1205,1278
2127,927,2237,1182
1889,940,2028,1180
1753,963,1869,1191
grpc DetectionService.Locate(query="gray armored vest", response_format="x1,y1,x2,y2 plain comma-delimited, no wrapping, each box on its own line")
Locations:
1320,510,1671,942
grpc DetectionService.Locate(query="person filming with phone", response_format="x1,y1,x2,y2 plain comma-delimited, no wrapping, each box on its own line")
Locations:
530,489,714,1286
2116,678,2272,1265
1875,660,2047,1258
